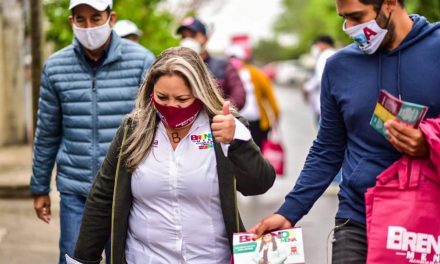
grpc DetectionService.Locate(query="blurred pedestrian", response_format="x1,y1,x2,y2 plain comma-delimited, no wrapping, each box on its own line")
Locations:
29,1,155,263
302,35,336,125
176,17,246,110
251,0,440,263
226,45,281,149
113,19,142,43
66,47,275,264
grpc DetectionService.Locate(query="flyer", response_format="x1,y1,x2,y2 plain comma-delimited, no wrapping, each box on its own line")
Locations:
232,228,305,264
370,90,429,137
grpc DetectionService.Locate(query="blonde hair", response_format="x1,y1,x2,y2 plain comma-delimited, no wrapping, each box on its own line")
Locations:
122,47,235,170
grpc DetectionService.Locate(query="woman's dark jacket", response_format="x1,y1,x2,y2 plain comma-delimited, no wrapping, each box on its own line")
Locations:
73,117,276,264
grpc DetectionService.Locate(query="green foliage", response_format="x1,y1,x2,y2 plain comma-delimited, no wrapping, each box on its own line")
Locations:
273,0,351,55
406,0,440,23
252,38,298,65
43,0,72,50
113,0,179,55
43,0,179,55
253,0,440,64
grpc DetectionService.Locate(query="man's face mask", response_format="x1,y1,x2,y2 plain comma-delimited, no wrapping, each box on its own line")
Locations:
73,16,112,51
311,45,321,58
180,38,202,54
343,12,392,55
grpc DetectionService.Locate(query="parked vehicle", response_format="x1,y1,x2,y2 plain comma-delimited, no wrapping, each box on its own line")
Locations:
263,60,311,87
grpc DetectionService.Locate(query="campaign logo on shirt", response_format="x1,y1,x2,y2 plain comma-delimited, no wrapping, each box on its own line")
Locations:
153,139,159,147
190,133,213,150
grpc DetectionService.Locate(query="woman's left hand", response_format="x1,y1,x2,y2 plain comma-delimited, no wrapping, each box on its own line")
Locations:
211,101,236,144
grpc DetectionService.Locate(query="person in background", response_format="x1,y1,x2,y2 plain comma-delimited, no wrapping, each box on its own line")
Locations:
66,47,275,264
251,0,440,263
113,19,142,43
29,0,155,263
302,35,337,126
176,17,246,110
226,45,281,149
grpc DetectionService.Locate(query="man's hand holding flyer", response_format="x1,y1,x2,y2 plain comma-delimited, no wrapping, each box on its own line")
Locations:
370,89,429,137
233,228,305,264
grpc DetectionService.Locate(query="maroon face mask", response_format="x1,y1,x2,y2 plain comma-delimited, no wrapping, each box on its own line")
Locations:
152,96,203,129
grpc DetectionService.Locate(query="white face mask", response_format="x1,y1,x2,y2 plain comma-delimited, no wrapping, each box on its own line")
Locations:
311,45,321,58
73,17,112,50
343,19,388,55
180,38,202,54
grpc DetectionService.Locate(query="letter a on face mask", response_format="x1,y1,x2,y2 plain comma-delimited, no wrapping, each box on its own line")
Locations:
364,27,378,41
343,20,388,55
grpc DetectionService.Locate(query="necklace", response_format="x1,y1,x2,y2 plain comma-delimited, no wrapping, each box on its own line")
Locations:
171,132,181,143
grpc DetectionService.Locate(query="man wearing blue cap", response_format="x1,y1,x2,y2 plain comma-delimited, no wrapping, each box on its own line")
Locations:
29,1,155,263
177,17,246,110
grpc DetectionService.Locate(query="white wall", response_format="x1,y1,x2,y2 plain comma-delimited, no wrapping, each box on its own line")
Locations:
0,0,26,145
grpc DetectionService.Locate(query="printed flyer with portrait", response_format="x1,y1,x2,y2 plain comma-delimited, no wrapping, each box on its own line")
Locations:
370,89,429,137
232,228,305,264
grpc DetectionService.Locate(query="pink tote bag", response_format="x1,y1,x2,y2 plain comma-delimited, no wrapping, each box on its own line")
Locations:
365,156,440,264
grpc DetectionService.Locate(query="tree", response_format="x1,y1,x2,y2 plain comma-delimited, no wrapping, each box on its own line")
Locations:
268,0,440,61
274,0,350,54
407,0,440,23
43,0,179,55
252,38,299,65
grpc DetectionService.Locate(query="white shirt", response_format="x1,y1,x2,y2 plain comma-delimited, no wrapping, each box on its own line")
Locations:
125,111,251,264
303,48,337,115
239,68,261,121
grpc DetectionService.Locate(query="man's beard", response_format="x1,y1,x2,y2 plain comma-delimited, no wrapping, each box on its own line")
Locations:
376,10,396,50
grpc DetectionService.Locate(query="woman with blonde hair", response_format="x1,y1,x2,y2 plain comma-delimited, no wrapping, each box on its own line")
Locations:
66,47,275,264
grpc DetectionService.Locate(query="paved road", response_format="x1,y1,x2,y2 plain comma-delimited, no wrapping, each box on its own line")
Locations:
238,85,338,264
0,85,338,264
0,194,60,263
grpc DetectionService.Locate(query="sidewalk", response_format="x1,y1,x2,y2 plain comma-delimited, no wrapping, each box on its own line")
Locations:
0,144,59,263
0,144,32,198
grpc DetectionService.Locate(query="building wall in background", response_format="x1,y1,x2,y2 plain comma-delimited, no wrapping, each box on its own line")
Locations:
0,0,26,145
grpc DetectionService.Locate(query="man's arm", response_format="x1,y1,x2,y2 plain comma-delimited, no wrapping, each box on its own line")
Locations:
277,68,346,223
251,67,346,235
224,62,246,110
30,66,62,221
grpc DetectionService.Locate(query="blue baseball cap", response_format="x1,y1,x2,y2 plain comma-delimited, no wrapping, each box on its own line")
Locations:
176,17,207,36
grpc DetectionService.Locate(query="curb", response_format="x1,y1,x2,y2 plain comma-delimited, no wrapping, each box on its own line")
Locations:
0,185,32,199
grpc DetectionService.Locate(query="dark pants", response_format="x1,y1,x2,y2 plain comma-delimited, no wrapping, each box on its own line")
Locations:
332,219,367,264
248,120,269,149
